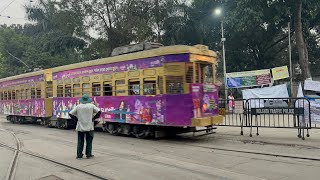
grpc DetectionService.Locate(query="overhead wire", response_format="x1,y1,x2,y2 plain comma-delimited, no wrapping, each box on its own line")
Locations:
0,0,16,14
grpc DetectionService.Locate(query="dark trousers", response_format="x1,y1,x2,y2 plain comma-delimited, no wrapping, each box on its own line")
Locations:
77,131,94,158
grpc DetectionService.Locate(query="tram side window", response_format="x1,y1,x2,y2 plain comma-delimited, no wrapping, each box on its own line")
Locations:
129,80,140,95
26,89,31,99
0,92,3,100
46,82,53,98
103,82,112,96
31,88,36,99
92,83,101,96
165,76,184,94
82,83,90,96
12,91,16,100
143,80,156,95
4,91,8,100
36,88,41,98
57,86,64,97
72,84,80,97
20,90,24,100
16,90,20,100
8,91,11,100
115,80,126,95
65,85,72,97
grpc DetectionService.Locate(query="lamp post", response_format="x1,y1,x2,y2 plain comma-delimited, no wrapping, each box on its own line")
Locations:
215,8,228,104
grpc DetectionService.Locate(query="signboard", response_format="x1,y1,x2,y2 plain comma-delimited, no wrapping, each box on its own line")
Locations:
226,69,272,88
251,108,304,115
272,66,289,80
304,80,320,92
234,101,244,114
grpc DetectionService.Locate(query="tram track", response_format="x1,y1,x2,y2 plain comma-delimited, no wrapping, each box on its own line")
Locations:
0,128,108,180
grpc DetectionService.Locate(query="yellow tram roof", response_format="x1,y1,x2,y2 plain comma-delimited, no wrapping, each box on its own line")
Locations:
0,45,217,83
52,45,217,73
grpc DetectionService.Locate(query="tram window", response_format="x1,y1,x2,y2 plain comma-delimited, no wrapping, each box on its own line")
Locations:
16,90,20,100
186,63,193,83
143,80,156,95
36,89,41,98
65,85,72,97
0,92,3,100
166,76,184,94
31,88,36,99
92,83,101,96
12,91,16,100
115,80,126,95
158,76,164,94
20,90,24,99
4,92,8,100
57,86,63,97
103,82,112,96
129,80,140,95
26,89,31,99
8,91,12,100
82,83,90,96
72,84,80,97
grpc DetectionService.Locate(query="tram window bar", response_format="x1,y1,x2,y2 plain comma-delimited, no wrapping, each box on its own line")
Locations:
166,76,184,94
12,91,16,100
143,81,156,95
103,82,112,96
72,84,81,97
82,83,90,96
36,89,41,98
65,85,72,97
31,88,36,99
57,86,64,97
92,83,101,96
129,80,140,95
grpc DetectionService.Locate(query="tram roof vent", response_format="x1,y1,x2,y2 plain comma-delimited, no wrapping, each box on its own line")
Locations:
111,42,163,56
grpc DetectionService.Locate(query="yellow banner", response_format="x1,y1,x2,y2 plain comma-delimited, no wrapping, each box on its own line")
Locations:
272,66,289,80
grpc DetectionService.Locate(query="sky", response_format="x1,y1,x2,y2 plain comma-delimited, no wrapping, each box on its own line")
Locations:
0,0,35,25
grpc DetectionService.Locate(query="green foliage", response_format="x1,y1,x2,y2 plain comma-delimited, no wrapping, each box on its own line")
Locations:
0,0,319,79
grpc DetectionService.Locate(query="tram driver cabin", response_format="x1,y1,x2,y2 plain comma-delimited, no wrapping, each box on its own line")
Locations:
0,43,223,138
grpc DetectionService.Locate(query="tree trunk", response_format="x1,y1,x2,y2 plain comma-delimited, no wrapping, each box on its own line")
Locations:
294,0,311,79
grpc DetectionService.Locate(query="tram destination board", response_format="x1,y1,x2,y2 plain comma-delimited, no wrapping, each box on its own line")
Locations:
251,108,304,115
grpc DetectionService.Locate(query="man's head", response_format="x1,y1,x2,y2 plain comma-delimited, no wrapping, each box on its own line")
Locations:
79,94,92,104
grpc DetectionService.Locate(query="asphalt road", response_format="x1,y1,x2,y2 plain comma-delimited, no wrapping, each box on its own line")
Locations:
1,117,320,180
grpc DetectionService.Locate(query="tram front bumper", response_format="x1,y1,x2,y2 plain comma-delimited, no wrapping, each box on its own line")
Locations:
192,115,224,127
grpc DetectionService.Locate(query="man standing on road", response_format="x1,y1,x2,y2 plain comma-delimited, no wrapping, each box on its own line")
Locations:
69,94,100,159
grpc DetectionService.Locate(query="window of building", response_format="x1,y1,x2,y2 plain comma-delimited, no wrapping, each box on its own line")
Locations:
129,79,140,95
72,84,80,97
92,83,101,96
65,85,72,97
82,83,90,96
57,86,63,97
103,82,112,96
143,80,156,95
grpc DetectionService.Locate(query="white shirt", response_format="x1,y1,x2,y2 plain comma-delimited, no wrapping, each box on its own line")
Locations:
69,103,100,132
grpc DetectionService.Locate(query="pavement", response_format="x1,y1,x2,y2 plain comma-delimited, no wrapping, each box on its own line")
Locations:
1,117,320,180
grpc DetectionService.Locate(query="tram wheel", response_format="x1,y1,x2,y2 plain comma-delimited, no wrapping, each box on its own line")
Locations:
106,123,121,136
132,125,147,139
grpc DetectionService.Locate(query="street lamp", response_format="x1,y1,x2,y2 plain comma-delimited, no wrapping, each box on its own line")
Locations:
214,8,228,104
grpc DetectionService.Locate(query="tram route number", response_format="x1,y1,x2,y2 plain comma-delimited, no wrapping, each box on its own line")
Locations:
251,108,304,115
219,108,226,116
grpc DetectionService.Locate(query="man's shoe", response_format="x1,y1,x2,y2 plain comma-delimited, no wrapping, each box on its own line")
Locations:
86,155,94,159
76,157,82,160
